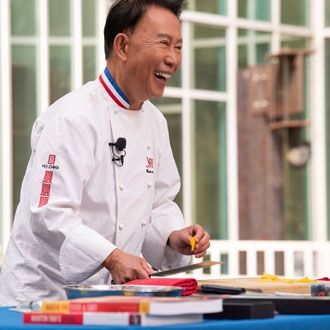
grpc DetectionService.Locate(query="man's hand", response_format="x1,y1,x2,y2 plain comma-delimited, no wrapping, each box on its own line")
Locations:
102,249,154,284
167,224,210,258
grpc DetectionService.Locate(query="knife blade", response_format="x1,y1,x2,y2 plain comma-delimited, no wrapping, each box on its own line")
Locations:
150,261,223,277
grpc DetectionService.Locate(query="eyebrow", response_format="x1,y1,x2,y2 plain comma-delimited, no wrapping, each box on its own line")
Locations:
157,33,183,44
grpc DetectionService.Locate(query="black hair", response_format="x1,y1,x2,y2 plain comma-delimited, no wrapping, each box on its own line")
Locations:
104,0,184,59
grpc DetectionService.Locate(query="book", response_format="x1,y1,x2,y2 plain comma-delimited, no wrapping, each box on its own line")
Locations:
18,294,223,315
23,311,203,326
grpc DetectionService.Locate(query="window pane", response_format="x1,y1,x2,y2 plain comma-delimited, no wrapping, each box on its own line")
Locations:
50,46,71,103
283,159,309,240
193,25,226,91
12,46,37,209
82,0,96,37
49,0,71,36
238,29,271,67
11,0,36,36
326,0,330,26
194,101,227,239
83,46,97,83
167,67,181,88
152,98,183,207
238,0,271,21
237,20,311,241
186,0,227,15
281,0,309,27
280,35,311,49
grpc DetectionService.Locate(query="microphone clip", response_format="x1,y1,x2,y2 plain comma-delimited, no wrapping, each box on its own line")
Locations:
109,137,126,167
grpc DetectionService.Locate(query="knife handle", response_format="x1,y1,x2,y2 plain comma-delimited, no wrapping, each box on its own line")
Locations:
200,284,246,295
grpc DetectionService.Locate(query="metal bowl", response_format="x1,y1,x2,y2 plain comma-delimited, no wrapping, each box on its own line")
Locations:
64,284,183,299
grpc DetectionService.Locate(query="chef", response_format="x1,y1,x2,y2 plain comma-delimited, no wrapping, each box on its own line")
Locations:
0,0,210,305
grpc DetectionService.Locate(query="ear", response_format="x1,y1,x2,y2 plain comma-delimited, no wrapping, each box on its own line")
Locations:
113,33,129,61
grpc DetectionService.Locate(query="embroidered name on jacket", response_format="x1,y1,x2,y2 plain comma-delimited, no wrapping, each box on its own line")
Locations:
38,154,59,207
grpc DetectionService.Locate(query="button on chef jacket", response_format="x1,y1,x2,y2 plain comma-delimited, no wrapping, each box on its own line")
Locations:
0,68,190,306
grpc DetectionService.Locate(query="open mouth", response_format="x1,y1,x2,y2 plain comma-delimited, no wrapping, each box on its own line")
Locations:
154,71,171,82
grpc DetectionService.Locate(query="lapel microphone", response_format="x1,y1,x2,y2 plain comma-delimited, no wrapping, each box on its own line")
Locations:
109,137,126,166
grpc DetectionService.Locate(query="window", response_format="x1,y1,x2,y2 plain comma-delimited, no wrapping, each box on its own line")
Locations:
11,0,38,210
1,0,329,259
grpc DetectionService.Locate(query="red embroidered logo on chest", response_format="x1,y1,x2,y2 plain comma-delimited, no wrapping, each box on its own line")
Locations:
146,157,154,174
146,157,153,168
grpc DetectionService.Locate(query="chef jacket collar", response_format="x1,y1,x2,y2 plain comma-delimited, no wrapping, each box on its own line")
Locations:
99,67,130,109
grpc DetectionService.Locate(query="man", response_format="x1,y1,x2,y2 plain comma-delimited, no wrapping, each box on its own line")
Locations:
0,0,210,305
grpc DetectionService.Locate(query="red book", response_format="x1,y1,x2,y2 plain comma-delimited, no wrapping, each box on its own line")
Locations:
23,311,203,326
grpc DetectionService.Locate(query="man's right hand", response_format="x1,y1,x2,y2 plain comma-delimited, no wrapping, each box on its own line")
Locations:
102,248,154,284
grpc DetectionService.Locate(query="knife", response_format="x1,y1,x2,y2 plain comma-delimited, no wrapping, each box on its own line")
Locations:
150,261,223,277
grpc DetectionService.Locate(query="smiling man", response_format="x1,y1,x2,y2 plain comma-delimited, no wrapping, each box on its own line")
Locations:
107,5,183,108
0,0,210,305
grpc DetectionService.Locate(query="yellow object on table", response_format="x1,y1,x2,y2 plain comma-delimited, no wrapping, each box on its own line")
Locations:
259,273,317,283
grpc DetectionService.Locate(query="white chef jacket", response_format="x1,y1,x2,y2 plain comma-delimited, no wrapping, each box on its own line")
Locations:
0,68,190,306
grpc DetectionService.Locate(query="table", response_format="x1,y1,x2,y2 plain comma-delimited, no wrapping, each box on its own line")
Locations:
2,307,330,330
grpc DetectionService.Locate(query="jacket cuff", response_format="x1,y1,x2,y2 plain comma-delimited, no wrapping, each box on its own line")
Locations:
59,226,115,283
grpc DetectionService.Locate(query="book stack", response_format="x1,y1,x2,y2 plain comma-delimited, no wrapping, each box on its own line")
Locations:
19,294,224,326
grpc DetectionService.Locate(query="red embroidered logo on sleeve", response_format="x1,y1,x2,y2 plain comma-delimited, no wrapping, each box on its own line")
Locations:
41,183,51,197
48,154,56,164
38,196,49,208
43,170,53,183
38,156,57,207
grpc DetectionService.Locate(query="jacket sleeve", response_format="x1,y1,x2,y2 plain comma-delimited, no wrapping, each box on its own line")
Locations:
141,117,190,270
28,111,115,284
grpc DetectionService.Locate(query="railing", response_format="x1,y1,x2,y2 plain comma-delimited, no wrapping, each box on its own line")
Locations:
186,240,330,279
1,240,329,280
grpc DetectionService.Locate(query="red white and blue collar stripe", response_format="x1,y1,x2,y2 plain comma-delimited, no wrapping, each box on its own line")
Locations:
99,67,130,109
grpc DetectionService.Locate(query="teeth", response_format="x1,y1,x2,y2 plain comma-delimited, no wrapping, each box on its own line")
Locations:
155,72,171,79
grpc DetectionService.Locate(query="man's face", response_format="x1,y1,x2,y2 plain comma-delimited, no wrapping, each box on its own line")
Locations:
123,6,182,108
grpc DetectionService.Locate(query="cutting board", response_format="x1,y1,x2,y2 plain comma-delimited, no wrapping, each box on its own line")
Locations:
197,278,323,294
